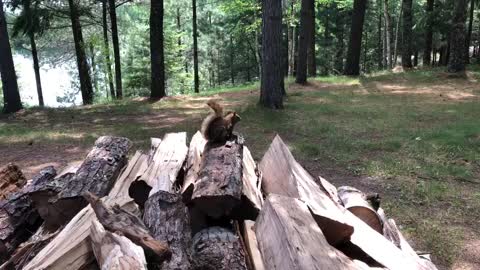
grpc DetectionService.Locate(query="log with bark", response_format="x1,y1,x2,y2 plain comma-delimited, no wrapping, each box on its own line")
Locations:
255,194,367,270
190,135,244,219
90,219,147,270
338,186,383,234
258,135,353,245
0,166,56,264
0,163,26,200
143,191,191,270
30,136,132,230
84,192,171,262
191,226,248,270
24,151,146,270
130,133,188,206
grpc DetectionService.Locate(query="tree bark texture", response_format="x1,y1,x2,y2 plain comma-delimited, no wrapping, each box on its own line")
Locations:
28,31,44,106
423,0,434,66
296,0,313,83
383,0,392,69
0,163,26,200
466,0,475,61
192,0,199,93
67,0,94,105
334,7,345,73
401,0,413,68
307,0,316,77
102,0,115,99
108,0,122,99
260,0,284,109
0,0,22,114
448,0,468,73
344,0,367,76
150,0,166,98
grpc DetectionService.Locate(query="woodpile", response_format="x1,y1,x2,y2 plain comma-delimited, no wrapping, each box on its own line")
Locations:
0,132,438,270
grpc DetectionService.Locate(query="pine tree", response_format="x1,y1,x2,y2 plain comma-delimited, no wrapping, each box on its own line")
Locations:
150,0,166,98
401,0,413,68
0,0,22,113
344,0,367,76
260,0,284,109
448,0,468,73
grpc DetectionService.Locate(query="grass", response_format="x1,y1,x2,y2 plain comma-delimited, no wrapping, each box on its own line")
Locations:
1,66,480,268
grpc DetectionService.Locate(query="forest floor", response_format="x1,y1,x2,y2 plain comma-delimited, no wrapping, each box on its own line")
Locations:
1,66,480,269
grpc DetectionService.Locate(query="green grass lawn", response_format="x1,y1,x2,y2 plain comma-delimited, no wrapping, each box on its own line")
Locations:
1,67,480,268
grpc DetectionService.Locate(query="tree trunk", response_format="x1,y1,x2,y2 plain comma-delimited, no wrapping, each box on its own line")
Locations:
260,0,284,109
423,0,434,66
295,0,313,83
413,50,418,66
0,164,26,200
108,0,122,99
0,0,22,114
393,0,403,66
192,0,199,93
67,0,94,105
383,0,392,69
150,0,166,98
363,28,368,72
448,0,468,73
29,31,44,107
230,35,235,85
89,42,98,94
466,0,475,62
102,0,115,99
401,0,413,68
307,0,316,77
377,4,383,69
334,7,345,73
344,0,367,76
288,2,295,77
321,4,329,76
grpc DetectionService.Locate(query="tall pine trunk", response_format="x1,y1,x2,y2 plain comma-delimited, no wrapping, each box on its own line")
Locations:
296,0,313,83
67,0,94,105
89,42,98,93
393,0,403,66
288,1,295,77
321,4,330,76
102,0,115,99
192,0,199,93
423,0,434,66
448,0,468,73
29,30,44,107
377,4,383,69
383,0,392,69
108,0,122,98
344,0,367,76
0,0,22,113
466,0,475,62
307,0,316,77
401,0,413,68
334,6,345,74
260,0,284,109
150,0,166,98
230,35,235,85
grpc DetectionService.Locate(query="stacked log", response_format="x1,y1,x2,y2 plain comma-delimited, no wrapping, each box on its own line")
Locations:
1,132,438,270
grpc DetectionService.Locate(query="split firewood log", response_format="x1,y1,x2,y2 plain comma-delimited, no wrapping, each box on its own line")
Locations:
30,136,132,230
24,151,147,270
143,191,191,270
181,131,207,202
255,194,368,270
191,226,248,270
241,221,265,270
0,166,56,264
0,163,26,200
90,219,148,270
84,192,171,262
258,135,353,245
130,133,188,207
